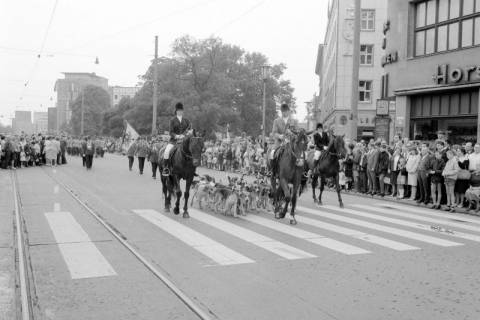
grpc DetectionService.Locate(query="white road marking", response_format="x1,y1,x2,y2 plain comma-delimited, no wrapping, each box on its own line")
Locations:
53,203,60,212
53,185,59,194
189,208,316,260
297,206,462,247
52,169,56,174
241,214,371,255
134,209,254,266
355,204,480,234
264,213,418,251
44,212,117,279
374,203,480,226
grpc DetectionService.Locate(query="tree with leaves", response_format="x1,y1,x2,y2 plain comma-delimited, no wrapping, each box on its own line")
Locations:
70,85,110,136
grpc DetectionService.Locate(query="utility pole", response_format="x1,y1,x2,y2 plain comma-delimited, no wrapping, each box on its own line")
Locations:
152,35,158,135
80,90,85,135
350,0,361,140
262,79,266,148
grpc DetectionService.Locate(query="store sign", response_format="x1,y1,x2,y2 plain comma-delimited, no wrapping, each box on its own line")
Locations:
375,117,390,142
433,64,480,85
376,99,389,115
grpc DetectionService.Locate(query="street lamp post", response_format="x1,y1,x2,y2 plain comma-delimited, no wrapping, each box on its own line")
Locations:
260,64,271,150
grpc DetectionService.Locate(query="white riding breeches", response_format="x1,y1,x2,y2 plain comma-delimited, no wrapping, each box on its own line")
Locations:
164,143,174,159
270,149,276,160
314,150,322,161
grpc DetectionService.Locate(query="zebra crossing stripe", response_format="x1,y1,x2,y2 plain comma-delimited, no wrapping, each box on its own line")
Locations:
189,208,316,260
283,214,419,251
297,206,462,247
346,205,480,243
241,214,370,255
374,203,480,226
45,212,117,279
324,205,479,243
355,204,480,234
133,209,254,266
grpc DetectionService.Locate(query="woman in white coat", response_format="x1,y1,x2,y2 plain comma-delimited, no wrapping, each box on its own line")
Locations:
405,147,421,200
44,137,59,166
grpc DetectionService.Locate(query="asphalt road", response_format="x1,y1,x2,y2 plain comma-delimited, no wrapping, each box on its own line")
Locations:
3,153,480,320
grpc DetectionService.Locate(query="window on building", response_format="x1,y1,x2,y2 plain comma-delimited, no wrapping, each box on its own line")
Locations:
414,0,480,56
360,45,374,65
361,10,375,31
359,81,372,102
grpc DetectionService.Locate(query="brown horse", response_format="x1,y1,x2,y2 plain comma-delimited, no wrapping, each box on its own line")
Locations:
307,135,346,208
272,129,309,225
160,133,204,218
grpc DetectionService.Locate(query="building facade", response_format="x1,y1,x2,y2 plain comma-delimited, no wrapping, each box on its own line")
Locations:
384,0,480,144
48,107,57,134
12,111,33,135
316,0,387,139
109,86,140,107
33,111,48,134
54,72,108,131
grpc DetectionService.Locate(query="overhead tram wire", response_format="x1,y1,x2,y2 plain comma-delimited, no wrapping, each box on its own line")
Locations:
212,0,266,35
18,0,59,103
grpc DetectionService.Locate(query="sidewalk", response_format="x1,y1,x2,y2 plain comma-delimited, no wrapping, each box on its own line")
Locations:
0,172,15,319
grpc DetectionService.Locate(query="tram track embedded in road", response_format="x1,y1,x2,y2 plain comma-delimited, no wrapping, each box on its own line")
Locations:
39,167,216,320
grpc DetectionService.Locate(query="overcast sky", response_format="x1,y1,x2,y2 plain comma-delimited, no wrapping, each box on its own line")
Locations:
0,0,329,126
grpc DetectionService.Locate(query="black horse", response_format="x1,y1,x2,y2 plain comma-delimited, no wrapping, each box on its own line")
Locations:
272,129,309,225
307,135,346,208
160,133,204,218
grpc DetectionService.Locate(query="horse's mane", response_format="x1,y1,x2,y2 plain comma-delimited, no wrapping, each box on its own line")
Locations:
326,135,344,155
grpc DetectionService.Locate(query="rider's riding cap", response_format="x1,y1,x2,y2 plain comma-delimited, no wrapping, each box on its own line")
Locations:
175,102,184,113
280,103,290,112
316,123,323,129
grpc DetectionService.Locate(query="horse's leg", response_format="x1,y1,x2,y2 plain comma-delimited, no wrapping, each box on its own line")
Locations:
335,174,344,208
312,174,318,203
173,178,182,215
278,178,290,219
318,175,325,206
290,183,298,225
162,178,170,213
183,178,192,218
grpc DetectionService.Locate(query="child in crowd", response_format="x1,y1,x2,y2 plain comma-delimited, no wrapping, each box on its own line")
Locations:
429,150,445,209
397,156,407,199
443,150,460,211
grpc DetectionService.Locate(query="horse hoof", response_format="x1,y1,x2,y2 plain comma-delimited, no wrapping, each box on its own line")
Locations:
339,202,344,209
164,207,170,213
317,201,323,206
313,199,318,204
183,212,190,218
173,208,180,215
290,218,297,225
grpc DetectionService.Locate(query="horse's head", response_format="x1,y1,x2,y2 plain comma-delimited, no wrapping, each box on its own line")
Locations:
186,133,204,167
291,129,309,154
331,134,347,158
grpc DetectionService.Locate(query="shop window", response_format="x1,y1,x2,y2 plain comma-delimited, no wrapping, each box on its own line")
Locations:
361,10,375,31
460,92,472,114
414,0,480,56
360,45,373,65
450,93,460,114
448,22,459,49
359,81,372,102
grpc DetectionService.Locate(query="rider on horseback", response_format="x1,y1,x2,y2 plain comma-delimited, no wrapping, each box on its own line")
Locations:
312,123,330,173
162,102,192,176
269,103,298,177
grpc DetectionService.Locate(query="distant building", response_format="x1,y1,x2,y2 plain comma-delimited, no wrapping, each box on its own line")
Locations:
316,0,387,139
48,107,57,134
33,111,48,134
54,72,108,132
12,111,33,135
109,86,140,107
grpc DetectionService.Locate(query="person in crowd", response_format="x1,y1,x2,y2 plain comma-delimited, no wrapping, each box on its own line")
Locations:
82,136,95,170
148,137,162,179
429,150,445,209
406,147,420,201
397,155,407,199
135,136,149,175
344,144,354,191
390,148,402,197
44,136,58,166
366,142,380,195
60,136,67,164
127,139,137,171
455,148,470,208
417,144,432,205
443,149,460,211
376,142,390,197
358,144,368,193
